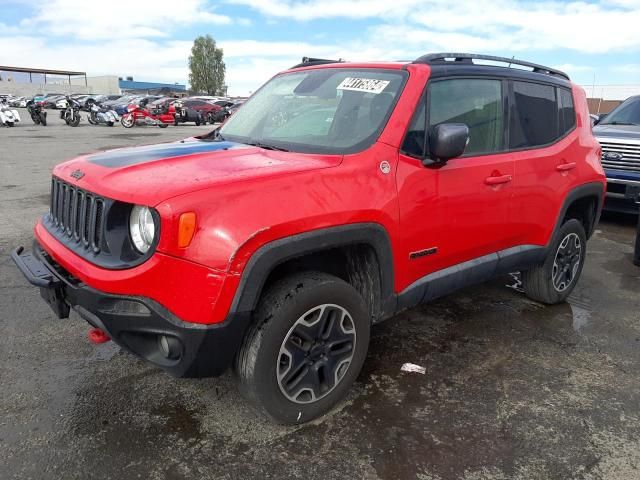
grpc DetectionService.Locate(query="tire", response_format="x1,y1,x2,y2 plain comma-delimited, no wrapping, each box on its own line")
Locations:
40,113,47,126
522,218,587,304
121,114,134,128
158,123,168,128
88,114,97,125
174,117,179,126
107,121,114,127
69,113,80,127
235,272,370,424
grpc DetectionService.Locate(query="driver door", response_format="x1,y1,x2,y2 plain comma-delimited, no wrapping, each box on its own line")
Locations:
397,77,516,288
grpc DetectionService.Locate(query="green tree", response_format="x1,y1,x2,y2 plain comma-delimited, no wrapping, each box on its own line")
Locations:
188,35,225,95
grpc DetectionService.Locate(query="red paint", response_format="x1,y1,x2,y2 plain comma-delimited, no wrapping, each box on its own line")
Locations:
35,61,606,325
88,328,110,344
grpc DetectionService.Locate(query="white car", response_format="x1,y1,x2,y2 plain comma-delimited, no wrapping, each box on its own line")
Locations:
56,98,69,109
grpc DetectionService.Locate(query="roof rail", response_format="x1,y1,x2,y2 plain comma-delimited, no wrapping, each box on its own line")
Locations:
412,53,569,80
290,57,344,69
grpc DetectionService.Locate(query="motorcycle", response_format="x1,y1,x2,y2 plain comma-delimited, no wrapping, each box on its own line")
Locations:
121,102,175,128
26,99,47,126
60,96,81,127
88,103,119,127
0,99,21,127
173,101,204,126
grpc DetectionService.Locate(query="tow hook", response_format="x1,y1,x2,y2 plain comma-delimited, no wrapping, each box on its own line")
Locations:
88,328,111,344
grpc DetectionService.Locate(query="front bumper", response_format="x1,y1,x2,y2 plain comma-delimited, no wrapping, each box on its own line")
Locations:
12,243,250,378
604,174,640,213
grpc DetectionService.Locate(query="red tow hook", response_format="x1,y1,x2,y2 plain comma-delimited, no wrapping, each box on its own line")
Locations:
88,328,111,344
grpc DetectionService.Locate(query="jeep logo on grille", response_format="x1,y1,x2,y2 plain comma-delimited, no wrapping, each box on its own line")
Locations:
70,169,85,180
603,152,623,161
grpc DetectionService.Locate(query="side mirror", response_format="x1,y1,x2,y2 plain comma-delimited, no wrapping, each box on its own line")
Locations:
594,113,607,126
424,123,469,166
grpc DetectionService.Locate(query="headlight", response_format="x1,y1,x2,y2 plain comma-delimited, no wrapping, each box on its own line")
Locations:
129,205,156,253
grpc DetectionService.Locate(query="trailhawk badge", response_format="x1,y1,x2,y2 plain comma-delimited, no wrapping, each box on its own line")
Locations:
379,161,391,174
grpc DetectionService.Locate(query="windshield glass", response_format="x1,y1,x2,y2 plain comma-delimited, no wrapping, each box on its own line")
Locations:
601,97,640,126
219,68,407,153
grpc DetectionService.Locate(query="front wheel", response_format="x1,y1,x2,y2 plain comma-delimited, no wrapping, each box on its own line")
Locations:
522,218,587,304
121,114,134,128
235,272,370,424
40,112,47,126
158,122,168,128
69,113,80,127
88,113,97,125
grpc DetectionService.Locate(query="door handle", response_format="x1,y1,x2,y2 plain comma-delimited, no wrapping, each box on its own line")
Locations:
556,162,576,172
484,174,512,186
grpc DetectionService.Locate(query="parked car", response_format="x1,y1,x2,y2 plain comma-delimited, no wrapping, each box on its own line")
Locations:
227,100,245,116
43,94,67,109
593,95,640,213
13,53,605,424
9,96,28,108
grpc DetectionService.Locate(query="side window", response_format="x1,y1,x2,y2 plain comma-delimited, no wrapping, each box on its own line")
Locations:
510,81,558,148
429,79,504,155
401,97,426,158
558,88,576,135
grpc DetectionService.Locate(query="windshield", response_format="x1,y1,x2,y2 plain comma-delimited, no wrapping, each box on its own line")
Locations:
219,68,407,154
601,97,640,126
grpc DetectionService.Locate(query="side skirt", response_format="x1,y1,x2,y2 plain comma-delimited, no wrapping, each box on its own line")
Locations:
395,245,546,312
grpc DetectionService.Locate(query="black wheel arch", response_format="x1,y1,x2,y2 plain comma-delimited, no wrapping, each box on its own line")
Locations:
553,182,604,242
228,223,396,323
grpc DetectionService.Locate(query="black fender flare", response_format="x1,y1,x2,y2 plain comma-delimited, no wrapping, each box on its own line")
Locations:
552,182,604,242
228,223,396,319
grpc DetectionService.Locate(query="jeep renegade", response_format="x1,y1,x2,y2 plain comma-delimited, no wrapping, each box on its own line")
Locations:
13,53,606,423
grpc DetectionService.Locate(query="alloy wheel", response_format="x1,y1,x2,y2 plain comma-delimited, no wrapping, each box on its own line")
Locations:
552,232,582,292
277,304,356,404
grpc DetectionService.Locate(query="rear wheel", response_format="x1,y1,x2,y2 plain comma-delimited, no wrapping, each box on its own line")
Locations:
158,123,168,128
236,272,370,424
522,219,586,304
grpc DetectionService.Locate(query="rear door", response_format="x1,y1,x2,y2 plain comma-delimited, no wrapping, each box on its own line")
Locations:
508,81,578,246
397,77,516,286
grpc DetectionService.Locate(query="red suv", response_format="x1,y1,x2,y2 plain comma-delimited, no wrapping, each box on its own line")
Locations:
13,54,605,423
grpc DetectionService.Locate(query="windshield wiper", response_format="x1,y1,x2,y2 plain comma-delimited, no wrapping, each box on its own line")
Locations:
199,127,226,142
246,141,290,152
607,121,640,126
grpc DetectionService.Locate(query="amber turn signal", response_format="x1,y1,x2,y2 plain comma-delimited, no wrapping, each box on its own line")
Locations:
178,212,197,248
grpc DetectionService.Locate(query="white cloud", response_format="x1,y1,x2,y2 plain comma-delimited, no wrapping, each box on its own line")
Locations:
21,0,232,40
231,0,640,54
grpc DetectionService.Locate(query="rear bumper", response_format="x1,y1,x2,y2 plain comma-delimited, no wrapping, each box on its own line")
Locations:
12,243,250,378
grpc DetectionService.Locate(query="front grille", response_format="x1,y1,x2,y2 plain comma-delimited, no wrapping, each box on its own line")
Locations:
49,177,105,253
600,141,640,173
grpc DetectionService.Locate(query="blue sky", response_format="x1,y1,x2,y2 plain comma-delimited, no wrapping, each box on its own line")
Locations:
1,0,639,95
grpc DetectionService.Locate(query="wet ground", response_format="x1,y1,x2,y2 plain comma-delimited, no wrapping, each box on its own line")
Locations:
1,116,640,479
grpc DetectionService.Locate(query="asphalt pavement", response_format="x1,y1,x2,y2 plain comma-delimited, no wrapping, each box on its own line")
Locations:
1,111,639,479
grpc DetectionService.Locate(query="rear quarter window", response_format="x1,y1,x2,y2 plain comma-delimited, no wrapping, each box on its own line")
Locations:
510,81,558,149
558,88,576,134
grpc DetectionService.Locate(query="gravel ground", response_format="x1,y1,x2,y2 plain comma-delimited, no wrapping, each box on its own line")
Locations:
1,111,639,479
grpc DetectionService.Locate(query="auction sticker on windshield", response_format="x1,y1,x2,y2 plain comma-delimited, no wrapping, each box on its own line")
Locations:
337,77,390,94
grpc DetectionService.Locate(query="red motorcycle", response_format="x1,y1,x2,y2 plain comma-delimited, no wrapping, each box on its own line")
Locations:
121,101,175,128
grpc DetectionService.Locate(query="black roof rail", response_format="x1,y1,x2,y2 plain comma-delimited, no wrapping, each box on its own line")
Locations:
412,53,570,80
290,57,344,69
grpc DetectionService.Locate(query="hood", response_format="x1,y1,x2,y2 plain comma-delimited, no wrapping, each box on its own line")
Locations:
593,124,640,141
53,139,342,205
